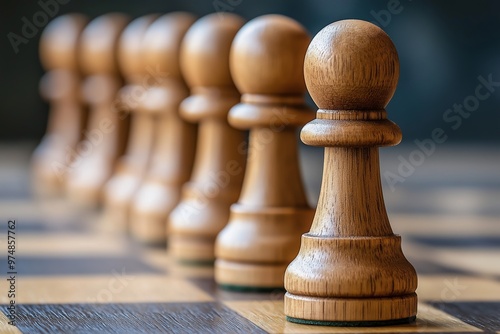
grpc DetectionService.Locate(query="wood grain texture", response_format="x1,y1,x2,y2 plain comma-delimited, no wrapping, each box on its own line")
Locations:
102,15,159,232
215,15,314,289
11,303,267,334
65,14,130,208
429,302,500,332
32,14,88,197
225,301,482,333
284,19,418,324
302,20,399,111
128,13,198,245
168,13,246,262
4,145,500,333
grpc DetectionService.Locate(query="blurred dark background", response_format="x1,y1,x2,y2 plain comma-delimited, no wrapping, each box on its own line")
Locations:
1,0,500,144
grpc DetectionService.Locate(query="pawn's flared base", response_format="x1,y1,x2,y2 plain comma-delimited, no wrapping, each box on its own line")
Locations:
284,292,417,326
215,259,287,290
169,236,215,264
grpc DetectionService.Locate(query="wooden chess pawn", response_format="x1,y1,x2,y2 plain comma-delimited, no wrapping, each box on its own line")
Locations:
65,14,130,208
130,12,197,245
101,15,159,230
215,15,314,290
32,14,88,196
284,20,418,326
168,13,246,262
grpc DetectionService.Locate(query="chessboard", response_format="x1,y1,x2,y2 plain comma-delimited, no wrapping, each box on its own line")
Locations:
0,144,499,334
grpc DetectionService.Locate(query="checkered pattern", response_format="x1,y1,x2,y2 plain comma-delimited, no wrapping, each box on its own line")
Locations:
0,145,499,333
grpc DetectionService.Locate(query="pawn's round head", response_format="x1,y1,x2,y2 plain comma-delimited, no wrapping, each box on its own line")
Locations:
142,12,196,82
180,13,244,88
80,13,130,75
117,15,158,82
230,15,310,95
39,14,88,71
304,20,399,110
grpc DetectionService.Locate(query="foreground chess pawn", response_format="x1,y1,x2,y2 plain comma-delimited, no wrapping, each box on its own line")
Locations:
32,14,88,196
101,15,158,230
168,13,246,262
65,14,130,208
130,12,197,245
284,20,418,326
215,15,314,290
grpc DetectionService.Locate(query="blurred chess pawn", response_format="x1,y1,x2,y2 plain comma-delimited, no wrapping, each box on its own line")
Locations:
65,13,130,208
32,14,88,196
130,12,197,245
215,15,314,289
168,13,246,263
101,15,159,231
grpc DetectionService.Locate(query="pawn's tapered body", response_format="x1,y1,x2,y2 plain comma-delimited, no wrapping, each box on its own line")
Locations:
168,13,246,262
284,19,417,326
215,15,314,290
102,15,159,231
32,14,88,196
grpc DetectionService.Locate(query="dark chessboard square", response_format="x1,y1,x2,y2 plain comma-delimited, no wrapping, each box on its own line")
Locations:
409,258,472,276
0,183,31,199
0,256,165,276
0,218,86,234
410,236,500,249
428,302,500,332
5,302,267,334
